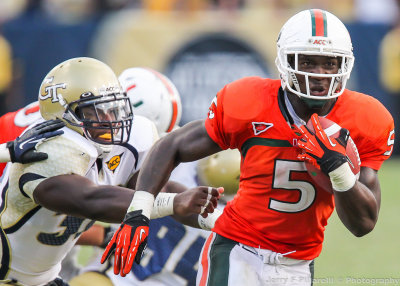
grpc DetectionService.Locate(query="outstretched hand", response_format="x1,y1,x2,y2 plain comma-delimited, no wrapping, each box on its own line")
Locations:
7,119,65,164
174,186,224,218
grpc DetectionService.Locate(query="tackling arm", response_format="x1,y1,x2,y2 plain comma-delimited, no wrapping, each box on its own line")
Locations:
34,173,221,224
34,174,135,223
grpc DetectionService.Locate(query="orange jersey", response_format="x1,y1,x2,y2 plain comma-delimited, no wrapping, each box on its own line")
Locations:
205,77,394,260
0,102,41,175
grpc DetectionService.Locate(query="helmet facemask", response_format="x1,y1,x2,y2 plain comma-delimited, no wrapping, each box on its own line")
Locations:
61,93,133,146
276,48,354,101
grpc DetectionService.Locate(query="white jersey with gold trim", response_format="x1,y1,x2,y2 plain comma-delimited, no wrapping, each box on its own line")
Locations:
0,115,157,286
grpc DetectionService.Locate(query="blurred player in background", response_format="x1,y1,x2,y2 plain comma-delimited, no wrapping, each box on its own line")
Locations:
0,57,221,286
103,9,395,286
69,67,240,286
119,67,182,136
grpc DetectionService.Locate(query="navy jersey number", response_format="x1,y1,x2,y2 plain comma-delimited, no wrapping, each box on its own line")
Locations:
38,215,94,246
132,216,208,285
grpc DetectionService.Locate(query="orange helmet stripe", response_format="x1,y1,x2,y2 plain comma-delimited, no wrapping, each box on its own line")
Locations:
310,9,327,37
126,84,136,92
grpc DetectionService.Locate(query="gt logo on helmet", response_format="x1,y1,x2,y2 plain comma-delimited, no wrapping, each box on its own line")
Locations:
39,83,66,102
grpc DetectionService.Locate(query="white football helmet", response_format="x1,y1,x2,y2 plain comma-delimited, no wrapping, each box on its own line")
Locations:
118,67,182,135
276,9,354,100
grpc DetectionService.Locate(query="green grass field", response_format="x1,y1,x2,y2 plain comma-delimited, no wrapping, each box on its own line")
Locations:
314,157,400,285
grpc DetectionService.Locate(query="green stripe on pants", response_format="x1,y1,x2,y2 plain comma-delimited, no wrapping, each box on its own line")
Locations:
207,234,237,286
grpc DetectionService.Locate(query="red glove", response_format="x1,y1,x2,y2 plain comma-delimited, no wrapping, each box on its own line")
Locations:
101,210,149,276
294,114,349,175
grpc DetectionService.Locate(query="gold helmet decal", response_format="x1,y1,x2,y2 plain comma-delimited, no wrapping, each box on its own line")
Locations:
39,76,66,103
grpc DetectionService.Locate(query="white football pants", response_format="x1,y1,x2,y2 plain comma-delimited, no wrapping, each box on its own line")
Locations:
197,233,314,286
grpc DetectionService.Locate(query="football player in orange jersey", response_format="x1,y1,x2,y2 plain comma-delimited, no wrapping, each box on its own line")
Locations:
102,9,395,286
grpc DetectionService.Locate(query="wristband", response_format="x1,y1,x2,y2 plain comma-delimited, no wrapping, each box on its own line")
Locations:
150,193,177,219
198,208,223,231
328,162,356,192
0,143,11,163
127,191,155,219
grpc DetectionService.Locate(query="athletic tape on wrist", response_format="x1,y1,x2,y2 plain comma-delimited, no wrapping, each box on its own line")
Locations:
127,191,155,219
198,208,222,231
150,193,177,219
0,143,11,163
329,163,356,192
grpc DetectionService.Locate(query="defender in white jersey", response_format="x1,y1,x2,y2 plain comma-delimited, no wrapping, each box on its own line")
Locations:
0,58,221,286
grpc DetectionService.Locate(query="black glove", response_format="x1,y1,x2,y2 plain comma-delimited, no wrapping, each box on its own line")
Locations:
7,119,65,163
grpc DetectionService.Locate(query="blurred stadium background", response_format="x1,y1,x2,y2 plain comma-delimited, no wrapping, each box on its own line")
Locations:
0,0,399,284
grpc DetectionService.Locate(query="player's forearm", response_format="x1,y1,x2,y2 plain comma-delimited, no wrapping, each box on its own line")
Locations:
35,176,178,223
136,120,221,197
334,181,379,237
126,136,177,219
136,135,178,197
35,177,135,223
